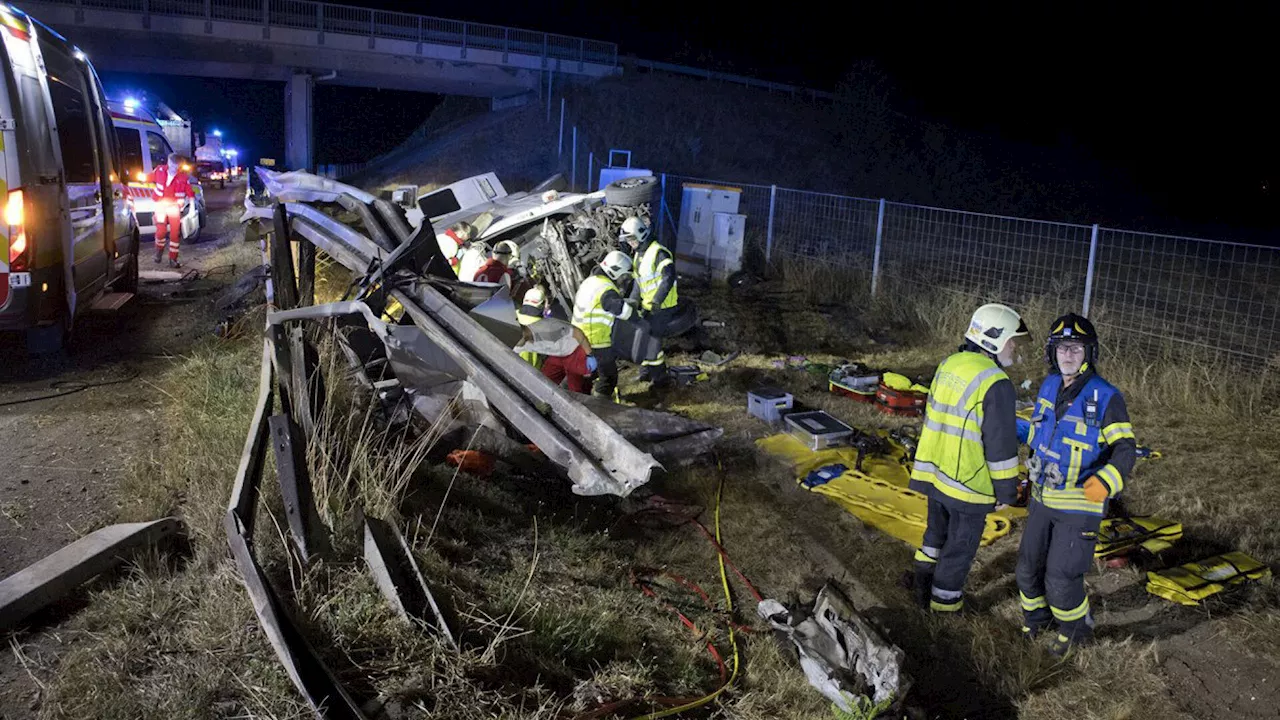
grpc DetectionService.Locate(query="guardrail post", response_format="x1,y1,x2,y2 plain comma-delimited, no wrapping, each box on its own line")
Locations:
460,23,467,59
571,126,577,191
659,173,667,247
502,28,509,63
415,16,422,54
578,39,585,71
871,198,886,296
1083,223,1099,316
766,184,776,263
203,0,211,33
261,0,269,40
368,9,375,49
557,98,565,157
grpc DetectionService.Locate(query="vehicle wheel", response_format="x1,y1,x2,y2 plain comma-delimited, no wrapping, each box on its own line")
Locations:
25,303,71,355
198,202,208,229
604,175,660,206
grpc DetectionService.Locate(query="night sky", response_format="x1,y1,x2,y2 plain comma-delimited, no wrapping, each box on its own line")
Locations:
97,2,1276,239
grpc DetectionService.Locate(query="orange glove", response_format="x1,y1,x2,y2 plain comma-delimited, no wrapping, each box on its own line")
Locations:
1082,476,1109,503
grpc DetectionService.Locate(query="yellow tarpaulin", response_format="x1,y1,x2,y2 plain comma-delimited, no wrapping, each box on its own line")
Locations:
1146,551,1271,606
758,433,1024,547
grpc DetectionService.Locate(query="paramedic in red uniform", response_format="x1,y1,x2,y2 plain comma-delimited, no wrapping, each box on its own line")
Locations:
152,153,191,268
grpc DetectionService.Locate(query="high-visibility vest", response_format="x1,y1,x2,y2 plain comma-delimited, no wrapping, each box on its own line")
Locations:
637,242,678,312
572,274,622,349
1027,373,1132,516
910,351,1017,505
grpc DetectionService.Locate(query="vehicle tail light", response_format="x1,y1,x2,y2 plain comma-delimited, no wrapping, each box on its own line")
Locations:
6,188,28,271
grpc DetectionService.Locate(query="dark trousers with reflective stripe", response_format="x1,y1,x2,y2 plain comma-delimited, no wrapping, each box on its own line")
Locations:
1015,500,1101,640
914,496,987,611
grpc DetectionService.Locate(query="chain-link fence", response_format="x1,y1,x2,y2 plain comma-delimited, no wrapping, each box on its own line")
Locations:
552,108,1280,370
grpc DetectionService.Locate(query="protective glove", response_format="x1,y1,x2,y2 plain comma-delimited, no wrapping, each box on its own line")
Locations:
586,355,599,373
1082,476,1110,503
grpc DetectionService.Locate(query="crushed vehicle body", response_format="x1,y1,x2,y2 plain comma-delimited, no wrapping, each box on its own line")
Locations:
246,168,718,497
390,172,664,318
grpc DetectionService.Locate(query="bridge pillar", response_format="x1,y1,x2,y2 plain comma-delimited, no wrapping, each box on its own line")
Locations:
285,73,314,172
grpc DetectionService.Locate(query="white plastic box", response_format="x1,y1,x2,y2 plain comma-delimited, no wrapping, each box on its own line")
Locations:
748,387,793,424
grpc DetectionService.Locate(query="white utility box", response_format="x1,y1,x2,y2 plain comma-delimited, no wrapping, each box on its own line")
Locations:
676,183,744,281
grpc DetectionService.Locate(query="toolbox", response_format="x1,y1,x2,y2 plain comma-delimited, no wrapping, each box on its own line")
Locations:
875,383,926,417
748,387,793,424
669,365,709,386
785,410,855,450
829,365,880,403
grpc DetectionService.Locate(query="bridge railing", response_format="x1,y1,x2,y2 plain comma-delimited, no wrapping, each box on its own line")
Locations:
54,0,619,66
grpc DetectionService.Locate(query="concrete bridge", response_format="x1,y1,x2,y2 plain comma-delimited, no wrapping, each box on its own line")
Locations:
18,0,619,168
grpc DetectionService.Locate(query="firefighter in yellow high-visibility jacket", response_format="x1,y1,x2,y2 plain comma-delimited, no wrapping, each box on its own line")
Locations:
909,303,1030,613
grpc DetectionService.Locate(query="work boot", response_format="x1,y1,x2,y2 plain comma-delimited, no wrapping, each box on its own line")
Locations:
1048,629,1092,659
169,258,182,269
154,248,163,263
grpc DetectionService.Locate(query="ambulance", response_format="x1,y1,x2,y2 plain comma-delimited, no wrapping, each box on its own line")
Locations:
1,5,140,352
108,99,205,246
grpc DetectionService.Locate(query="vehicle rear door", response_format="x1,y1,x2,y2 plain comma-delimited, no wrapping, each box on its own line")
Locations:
39,36,107,297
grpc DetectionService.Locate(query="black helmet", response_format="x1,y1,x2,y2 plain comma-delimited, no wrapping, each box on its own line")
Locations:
1046,313,1099,374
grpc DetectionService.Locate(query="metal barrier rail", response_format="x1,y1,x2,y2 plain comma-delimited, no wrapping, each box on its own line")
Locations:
46,0,619,64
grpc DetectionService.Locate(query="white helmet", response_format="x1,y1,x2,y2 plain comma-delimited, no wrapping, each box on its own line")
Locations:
964,303,1030,356
493,240,518,262
600,250,633,281
619,216,651,245
518,286,546,325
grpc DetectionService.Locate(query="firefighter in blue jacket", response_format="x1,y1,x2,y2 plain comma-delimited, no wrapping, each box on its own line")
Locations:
1016,313,1136,657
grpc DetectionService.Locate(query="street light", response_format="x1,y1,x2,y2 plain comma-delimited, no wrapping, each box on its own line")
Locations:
212,129,223,138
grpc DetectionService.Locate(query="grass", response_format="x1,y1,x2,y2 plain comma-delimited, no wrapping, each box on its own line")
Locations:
22,244,1280,720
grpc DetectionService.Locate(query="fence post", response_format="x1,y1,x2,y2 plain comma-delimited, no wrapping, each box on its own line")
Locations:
571,126,577,191
871,198,886,296
557,98,565,156
1083,223,1099,316
659,173,667,247
766,184,776,264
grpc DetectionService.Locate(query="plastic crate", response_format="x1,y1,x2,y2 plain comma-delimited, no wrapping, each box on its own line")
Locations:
748,387,793,424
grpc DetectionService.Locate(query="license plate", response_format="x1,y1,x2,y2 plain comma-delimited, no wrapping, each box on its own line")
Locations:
9,272,31,288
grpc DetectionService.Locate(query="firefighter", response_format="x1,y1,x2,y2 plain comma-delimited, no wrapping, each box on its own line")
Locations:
458,238,489,282
620,216,677,382
514,286,597,393
572,251,634,399
474,240,517,288
1016,314,1135,657
152,153,191,268
909,303,1029,613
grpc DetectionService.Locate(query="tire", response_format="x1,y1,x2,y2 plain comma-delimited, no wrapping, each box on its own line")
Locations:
198,201,208,229
604,175,660,206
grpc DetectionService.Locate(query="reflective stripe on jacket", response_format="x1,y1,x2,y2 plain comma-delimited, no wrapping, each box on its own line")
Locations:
910,351,1018,506
1028,373,1133,516
637,242,677,311
572,274,623,348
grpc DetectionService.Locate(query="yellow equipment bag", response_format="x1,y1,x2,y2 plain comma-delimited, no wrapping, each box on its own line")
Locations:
1146,552,1271,606
758,433,1022,547
1095,516,1183,558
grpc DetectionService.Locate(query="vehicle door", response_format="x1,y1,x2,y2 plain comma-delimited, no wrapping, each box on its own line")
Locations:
83,67,131,265
39,37,107,297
